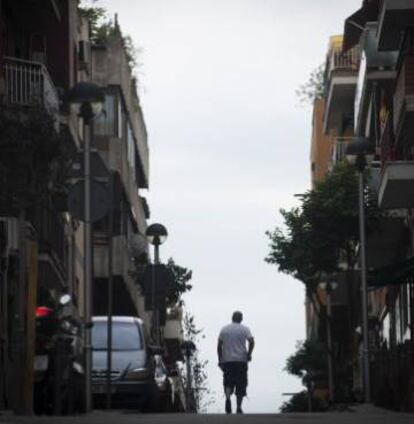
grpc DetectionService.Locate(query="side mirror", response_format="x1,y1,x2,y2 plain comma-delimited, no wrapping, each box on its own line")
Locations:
148,345,165,356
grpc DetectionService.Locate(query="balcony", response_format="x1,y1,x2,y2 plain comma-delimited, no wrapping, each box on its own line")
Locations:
324,46,360,132
28,206,67,288
330,137,353,165
164,306,184,362
354,23,398,135
378,0,414,51
378,161,414,208
2,56,59,116
393,55,414,146
366,217,407,268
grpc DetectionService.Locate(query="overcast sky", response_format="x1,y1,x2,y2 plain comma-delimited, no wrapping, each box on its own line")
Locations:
96,0,361,413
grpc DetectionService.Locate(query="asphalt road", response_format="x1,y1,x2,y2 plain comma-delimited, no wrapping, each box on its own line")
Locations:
1,409,414,424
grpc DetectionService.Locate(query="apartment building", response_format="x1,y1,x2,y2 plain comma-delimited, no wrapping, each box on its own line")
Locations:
85,19,151,326
0,0,163,413
308,0,414,410
0,0,89,412
342,0,414,410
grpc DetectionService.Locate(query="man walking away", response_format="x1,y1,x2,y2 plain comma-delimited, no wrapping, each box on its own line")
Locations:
217,311,254,414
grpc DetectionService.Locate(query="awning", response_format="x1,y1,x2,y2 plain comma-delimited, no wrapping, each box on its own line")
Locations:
343,1,380,52
368,257,414,288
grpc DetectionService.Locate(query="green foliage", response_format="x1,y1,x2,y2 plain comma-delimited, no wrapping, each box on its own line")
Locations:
78,0,140,73
182,312,214,412
78,0,107,41
296,64,325,105
0,108,70,209
266,163,381,288
285,340,327,381
166,258,193,305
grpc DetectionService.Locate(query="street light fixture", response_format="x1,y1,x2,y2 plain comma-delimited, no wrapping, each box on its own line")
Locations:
345,137,374,404
66,81,104,412
146,223,168,345
181,340,196,412
319,272,338,404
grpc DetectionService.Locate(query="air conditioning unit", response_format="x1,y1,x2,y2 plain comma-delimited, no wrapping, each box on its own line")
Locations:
0,217,19,253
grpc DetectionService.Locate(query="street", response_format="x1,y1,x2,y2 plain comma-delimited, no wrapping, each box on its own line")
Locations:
1,407,413,424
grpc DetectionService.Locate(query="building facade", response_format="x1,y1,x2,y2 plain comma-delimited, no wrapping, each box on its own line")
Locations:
308,0,414,410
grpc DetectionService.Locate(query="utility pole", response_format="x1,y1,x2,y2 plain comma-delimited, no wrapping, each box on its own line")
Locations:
326,284,335,404
106,172,114,409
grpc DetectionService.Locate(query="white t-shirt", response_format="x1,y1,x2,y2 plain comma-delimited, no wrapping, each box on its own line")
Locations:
218,323,253,363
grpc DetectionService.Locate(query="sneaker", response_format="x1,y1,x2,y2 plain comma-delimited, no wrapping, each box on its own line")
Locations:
225,399,232,414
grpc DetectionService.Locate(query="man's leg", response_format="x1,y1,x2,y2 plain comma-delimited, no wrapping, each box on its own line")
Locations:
225,388,232,414
236,395,243,413
235,362,248,413
222,363,233,414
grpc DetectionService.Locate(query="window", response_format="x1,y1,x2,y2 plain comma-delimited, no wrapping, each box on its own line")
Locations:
92,321,143,351
127,122,136,171
118,98,123,138
94,94,116,136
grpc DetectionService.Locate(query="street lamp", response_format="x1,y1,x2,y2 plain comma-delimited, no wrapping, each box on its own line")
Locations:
181,340,196,412
66,81,104,412
319,272,339,404
345,137,374,404
146,223,168,346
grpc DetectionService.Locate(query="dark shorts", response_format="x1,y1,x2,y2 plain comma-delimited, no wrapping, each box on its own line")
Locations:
222,362,248,397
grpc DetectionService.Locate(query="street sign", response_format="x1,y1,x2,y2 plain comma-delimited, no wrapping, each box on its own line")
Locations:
67,180,110,222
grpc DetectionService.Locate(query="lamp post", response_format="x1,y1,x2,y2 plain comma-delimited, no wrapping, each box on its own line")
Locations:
345,137,374,404
319,272,338,404
66,81,104,412
145,223,168,346
181,340,196,412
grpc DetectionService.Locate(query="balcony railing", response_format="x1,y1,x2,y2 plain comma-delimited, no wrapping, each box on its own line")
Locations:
331,137,353,164
393,55,414,146
327,46,360,78
28,205,66,271
3,56,59,115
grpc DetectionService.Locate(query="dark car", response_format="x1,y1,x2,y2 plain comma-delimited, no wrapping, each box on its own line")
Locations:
91,316,156,408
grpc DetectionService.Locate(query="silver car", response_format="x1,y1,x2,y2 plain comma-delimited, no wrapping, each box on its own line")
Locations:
91,316,155,408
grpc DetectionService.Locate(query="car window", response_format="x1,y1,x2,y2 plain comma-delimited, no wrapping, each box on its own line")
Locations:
92,321,143,350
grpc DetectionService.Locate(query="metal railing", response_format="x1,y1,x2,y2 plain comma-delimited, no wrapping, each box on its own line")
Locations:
331,137,353,164
327,46,360,77
3,56,59,115
30,205,66,271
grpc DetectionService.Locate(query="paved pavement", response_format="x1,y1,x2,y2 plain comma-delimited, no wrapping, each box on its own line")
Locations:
0,406,413,424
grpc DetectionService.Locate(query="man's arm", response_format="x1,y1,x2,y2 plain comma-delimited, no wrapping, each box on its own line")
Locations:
217,339,223,363
247,337,255,361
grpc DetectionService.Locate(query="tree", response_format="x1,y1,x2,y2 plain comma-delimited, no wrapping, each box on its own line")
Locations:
281,340,328,412
296,64,325,105
0,108,70,210
285,340,327,382
182,312,214,413
265,163,381,295
166,258,193,305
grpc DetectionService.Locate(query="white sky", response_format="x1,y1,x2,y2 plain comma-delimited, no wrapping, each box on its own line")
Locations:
97,0,361,413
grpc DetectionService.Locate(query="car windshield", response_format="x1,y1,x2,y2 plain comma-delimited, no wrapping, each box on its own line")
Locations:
92,321,143,351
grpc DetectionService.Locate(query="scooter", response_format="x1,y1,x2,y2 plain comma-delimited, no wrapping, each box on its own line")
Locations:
33,294,85,415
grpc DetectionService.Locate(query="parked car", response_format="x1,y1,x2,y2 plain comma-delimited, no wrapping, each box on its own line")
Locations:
91,316,156,409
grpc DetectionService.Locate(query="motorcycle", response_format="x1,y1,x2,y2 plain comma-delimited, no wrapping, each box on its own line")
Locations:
33,294,85,415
